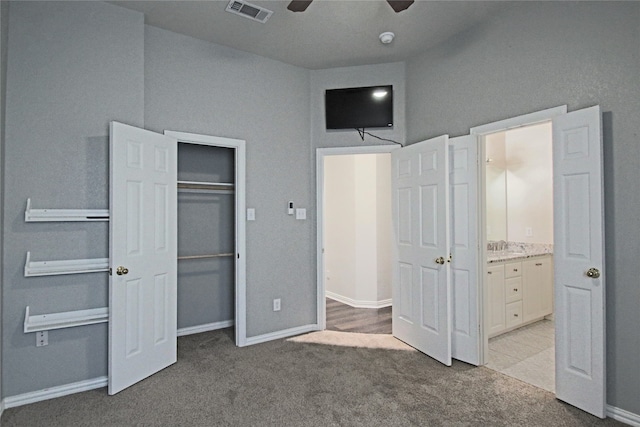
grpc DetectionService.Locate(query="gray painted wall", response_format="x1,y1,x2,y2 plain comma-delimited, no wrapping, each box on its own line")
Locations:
144,26,314,337
406,1,640,415
1,0,9,404
2,2,144,396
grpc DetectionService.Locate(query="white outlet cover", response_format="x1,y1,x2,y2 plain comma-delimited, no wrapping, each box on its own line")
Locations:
295,208,306,220
247,208,255,221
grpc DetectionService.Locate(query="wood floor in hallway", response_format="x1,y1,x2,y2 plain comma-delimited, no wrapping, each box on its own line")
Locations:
325,298,392,334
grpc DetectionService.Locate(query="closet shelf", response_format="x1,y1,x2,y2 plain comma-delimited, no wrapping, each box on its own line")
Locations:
25,198,109,222
24,251,109,277
24,306,109,333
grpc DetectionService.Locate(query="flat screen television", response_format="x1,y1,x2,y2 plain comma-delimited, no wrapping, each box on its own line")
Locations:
325,85,393,130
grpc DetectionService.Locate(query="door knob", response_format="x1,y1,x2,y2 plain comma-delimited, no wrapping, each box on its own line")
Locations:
585,267,600,278
435,257,445,265
116,266,129,276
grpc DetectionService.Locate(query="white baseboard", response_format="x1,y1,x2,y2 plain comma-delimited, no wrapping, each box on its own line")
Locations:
244,324,318,346
177,319,234,337
326,291,392,309
608,405,640,426
4,376,107,409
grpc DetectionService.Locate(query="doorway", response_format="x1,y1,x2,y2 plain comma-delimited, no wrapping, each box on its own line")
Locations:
316,145,396,332
482,122,555,392
165,130,247,347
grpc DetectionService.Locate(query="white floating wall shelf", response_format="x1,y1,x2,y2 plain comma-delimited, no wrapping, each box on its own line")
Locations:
25,198,109,222
24,306,109,333
24,251,109,277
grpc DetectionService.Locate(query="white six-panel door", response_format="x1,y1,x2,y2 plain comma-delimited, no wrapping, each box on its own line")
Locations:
553,106,605,417
392,135,452,366
449,135,479,365
109,122,178,395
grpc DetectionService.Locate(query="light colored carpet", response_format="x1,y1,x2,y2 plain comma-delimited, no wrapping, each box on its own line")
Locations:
288,331,416,351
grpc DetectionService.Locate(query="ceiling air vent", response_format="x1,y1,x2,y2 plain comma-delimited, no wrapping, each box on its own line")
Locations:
226,0,273,23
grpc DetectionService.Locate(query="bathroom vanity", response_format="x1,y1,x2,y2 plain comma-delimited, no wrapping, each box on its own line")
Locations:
487,251,553,338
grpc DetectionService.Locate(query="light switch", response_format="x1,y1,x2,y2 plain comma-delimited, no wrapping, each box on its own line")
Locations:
247,208,256,221
296,208,306,220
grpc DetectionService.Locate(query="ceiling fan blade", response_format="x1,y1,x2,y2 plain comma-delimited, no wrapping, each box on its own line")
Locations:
287,0,313,12
387,0,414,13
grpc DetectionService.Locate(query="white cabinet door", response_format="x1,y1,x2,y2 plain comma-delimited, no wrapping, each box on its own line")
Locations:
553,106,605,418
522,256,553,322
109,122,178,395
392,135,451,366
487,264,506,337
449,135,480,365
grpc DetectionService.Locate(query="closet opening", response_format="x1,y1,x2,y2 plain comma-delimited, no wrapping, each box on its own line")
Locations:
482,122,555,392
177,143,236,338
166,131,247,346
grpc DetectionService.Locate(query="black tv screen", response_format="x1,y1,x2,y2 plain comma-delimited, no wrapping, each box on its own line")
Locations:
325,85,393,130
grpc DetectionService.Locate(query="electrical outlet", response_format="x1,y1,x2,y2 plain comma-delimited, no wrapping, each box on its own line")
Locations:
36,331,48,347
525,227,533,237
273,298,281,312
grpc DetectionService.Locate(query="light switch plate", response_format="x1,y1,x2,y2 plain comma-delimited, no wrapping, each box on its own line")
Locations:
247,208,255,221
295,208,306,220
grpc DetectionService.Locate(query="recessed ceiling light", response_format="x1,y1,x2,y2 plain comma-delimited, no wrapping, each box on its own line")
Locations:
379,32,395,44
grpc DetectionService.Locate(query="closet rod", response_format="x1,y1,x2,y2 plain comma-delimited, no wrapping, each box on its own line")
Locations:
178,253,234,260
177,181,234,191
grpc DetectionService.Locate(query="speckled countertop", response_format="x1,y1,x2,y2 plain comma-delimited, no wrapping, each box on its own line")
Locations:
487,242,553,264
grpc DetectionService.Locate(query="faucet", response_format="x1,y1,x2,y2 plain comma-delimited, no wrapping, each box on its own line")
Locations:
487,240,508,252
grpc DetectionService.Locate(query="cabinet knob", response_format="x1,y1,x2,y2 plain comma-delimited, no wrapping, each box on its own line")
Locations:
514,313,519,317
513,268,518,272
513,288,518,292
535,263,543,266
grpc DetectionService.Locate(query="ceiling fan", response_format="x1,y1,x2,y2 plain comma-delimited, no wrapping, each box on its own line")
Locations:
287,0,414,13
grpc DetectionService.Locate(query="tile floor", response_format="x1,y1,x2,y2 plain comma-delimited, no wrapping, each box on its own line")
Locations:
486,319,555,392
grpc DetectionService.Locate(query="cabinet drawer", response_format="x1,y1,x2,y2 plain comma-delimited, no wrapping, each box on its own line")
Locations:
504,261,522,278
505,277,522,303
505,301,523,328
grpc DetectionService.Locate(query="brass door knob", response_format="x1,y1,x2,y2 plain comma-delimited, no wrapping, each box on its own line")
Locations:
116,266,129,276
435,257,445,265
586,267,600,278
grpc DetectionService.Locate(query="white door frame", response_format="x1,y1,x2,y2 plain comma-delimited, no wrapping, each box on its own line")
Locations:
164,130,247,347
470,105,568,366
316,145,398,330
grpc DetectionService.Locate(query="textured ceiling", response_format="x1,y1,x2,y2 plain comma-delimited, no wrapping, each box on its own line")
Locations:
111,0,509,70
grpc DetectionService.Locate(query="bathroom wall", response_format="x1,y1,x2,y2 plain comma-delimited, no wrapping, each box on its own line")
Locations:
505,123,553,244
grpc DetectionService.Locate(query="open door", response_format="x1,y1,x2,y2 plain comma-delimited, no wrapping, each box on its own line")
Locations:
553,106,606,417
449,135,479,365
109,122,178,395
392,135,452,365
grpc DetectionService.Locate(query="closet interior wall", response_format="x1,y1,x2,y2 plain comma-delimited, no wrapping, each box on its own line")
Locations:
177,143,235,331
